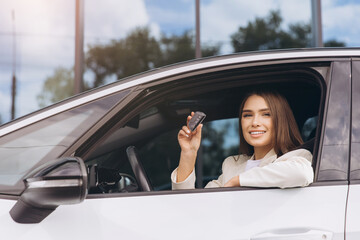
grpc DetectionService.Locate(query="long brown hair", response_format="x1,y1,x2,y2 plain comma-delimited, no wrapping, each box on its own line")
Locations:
239,90,303,157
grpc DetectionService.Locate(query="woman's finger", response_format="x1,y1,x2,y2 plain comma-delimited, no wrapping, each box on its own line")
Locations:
178,128,189,138
186,112,195,125
186,115,192,125
192,123,202,135
182,125,191,135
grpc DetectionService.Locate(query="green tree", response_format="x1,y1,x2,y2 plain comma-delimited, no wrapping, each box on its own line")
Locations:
231,10,312,52
231,10,345,52
160,31,219,66
86,27,162,88
36,67,89,108
86,28,220,88
38,27,162,107
38,26,221,108
324,40,346,47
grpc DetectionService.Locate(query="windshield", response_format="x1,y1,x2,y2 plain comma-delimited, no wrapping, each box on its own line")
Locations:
0,90,129,195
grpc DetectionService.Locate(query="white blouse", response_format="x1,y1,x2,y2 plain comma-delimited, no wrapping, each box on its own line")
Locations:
245,159,261,171
171,148,313,189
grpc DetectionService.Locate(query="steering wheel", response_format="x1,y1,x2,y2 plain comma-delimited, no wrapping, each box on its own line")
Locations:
126,146,153,191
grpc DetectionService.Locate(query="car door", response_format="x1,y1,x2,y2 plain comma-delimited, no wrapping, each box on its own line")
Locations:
0,58,350,240
56,61,350,240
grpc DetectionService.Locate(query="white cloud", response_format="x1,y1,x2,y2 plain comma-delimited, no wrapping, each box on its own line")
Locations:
145,1,195,37
16,80,43,117
277,0,310,25
0,0,158,123
0,0,75,80
147,6,194,28
84,0,153,44
149,22,162,39
322,3,360,45
0,0,155,71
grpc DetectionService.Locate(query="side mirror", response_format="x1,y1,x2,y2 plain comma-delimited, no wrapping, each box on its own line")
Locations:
10,157,88,223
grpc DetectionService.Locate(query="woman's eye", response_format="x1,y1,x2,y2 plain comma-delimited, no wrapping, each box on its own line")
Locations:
263,112,271,117
242,114,252,118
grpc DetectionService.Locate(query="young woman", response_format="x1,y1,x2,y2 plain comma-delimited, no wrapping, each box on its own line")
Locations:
171,90,314,189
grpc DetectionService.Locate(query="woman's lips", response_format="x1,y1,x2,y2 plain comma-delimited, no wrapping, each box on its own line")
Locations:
249,131,266,137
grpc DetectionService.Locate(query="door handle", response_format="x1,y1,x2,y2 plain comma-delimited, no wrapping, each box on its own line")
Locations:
251,228,333,240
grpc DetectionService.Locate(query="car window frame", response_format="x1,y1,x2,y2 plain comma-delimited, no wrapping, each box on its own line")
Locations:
78,60,333,199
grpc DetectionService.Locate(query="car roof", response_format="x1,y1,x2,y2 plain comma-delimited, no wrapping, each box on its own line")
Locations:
1,48,359,137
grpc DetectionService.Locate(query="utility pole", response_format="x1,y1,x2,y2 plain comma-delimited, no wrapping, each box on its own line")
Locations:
311,0,323,47
11,10,16,120
195,0,201,58
74,0,84,94
195,0,203,187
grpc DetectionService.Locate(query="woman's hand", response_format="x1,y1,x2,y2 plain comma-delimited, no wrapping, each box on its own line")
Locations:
224,176,240,187
178,112,203,153
176,112,203,183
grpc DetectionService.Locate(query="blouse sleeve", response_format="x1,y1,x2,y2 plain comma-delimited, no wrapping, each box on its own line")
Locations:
204,174,224,188
239,149,314,189
204,156,239,188
171,167,196,190
171,155,239,189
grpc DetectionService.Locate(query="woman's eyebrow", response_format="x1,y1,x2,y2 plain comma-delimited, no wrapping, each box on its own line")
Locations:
242,109,252,113
242,108,270,113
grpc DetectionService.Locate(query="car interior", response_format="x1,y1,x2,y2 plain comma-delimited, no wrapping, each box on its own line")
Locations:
83,64,326,194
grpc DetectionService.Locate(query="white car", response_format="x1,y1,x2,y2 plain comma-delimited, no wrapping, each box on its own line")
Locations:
0,48,359,240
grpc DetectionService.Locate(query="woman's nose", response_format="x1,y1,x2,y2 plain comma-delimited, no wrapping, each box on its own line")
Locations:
252,115,260,126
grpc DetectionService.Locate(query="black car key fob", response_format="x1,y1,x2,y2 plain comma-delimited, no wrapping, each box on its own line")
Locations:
188,111,206,132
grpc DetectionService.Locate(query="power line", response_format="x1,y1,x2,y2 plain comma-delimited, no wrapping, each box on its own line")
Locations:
0,31,74,39
0,61,62,69
0,31,127,42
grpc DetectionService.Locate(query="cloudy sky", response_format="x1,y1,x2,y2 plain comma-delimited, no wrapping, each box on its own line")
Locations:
0,0,359,124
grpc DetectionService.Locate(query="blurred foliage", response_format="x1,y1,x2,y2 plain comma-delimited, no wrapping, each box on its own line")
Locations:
324,39,346,47
37,67,74,108
86,28,220,87
231,10,309,51
86,27,162,88
201,122,228,177
231,10,345,51
160,30,219,66
37,10,345,107
38,27,220,107
37,67,90,108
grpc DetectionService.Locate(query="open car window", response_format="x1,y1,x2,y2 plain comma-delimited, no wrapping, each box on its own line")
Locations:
83,64,325,194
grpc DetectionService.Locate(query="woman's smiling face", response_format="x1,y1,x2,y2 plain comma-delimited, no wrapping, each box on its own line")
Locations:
241,94,274,157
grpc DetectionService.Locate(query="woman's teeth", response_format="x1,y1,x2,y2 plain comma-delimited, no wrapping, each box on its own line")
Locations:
250,131,265,135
